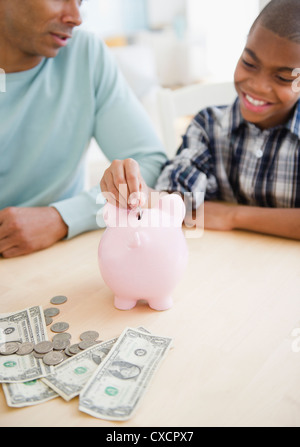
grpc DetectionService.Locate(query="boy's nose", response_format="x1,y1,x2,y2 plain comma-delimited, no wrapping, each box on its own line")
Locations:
247,73,273,97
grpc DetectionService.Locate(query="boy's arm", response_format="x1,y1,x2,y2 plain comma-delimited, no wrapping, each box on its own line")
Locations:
202,202,300,240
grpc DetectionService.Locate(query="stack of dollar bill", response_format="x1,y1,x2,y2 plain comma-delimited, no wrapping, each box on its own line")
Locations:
0,307,172,421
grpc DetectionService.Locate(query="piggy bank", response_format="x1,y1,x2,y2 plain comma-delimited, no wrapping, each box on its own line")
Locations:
98,193,188,311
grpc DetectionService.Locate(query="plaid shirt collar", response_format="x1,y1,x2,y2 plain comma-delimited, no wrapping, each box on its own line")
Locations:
226,98,300,139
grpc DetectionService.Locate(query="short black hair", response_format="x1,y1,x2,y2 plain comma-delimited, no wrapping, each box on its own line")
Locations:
250,0,300,43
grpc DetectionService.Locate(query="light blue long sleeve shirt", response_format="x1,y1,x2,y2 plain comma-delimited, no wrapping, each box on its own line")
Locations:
0,30,167,238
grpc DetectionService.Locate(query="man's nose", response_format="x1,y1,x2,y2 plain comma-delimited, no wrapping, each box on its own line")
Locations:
62,0,83,27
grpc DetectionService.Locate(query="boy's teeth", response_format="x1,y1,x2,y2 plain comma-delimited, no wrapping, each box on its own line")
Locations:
246,94,267,106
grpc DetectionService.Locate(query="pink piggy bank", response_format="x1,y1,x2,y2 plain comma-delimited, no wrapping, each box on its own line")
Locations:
98,193,188,311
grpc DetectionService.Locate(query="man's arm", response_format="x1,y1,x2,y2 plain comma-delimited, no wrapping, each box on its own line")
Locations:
0,207,68,258
53,38,167,236
202,202,300,240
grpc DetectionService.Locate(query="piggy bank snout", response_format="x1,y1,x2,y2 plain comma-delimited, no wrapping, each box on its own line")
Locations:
127,231,149,249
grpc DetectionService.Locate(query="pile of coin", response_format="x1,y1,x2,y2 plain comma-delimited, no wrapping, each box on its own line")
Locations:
0,296,102,367
32,331,102,366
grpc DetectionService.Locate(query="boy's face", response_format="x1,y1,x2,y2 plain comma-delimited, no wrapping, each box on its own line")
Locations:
234,24,300,129
0,0,82,72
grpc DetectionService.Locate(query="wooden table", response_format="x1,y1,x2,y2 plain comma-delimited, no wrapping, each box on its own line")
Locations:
0,228,299,427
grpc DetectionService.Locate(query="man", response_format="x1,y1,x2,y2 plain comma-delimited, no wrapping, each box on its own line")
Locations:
0,0,167,257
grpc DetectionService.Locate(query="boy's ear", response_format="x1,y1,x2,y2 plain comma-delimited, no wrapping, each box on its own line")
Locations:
159,193,186,225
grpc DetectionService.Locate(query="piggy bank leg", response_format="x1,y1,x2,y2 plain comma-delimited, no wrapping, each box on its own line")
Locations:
148,296,173,311
114,296,137,311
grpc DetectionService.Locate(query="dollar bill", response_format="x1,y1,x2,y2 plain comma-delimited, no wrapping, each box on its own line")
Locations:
42,338,117,401
2,379,58,408
0,306,53,383
79,327,172,421
42,327,151,402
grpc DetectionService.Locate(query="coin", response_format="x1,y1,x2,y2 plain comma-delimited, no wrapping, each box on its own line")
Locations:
79,331,99,341
52,333,72,342
45,316,53,326
43,351,64,366
92,354,102,365
61,352,69,362
34,341,53,354
33,351,45,359
50,322,70,333
137,206,143,220
50,295,67,305
0,342,19,355
78,340,97,350
68,344,81,355
44,308,60,317
64,347,74,357
53,338,70,351
17,342,34,356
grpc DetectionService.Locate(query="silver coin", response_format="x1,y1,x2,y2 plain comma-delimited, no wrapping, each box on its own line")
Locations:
43,351,64,366
33,351,45,359
61,352,69,361
92,354,102,365
50,322,70,333
17,342,34,356
78,340,98,350
68,344,81,355
44,308,60,317
34,341,53,354
64,347,74,357
0,342,19,355
53,338,70,351
45,316,53,326
50,295,67,305
52,333,72,342
79,331,99,341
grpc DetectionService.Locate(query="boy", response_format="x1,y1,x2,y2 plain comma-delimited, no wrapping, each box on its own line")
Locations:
102,0,300,240
154,0,300,240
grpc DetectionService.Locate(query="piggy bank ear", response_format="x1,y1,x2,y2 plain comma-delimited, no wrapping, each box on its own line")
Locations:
102,203,115,227
102,203,129,227
159,193,186,225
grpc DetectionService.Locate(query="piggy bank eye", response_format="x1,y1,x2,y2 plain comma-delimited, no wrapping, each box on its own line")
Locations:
103,209,109,222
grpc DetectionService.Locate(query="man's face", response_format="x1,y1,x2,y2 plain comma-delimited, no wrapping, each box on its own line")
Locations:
234,24,300,129
0,0,82,70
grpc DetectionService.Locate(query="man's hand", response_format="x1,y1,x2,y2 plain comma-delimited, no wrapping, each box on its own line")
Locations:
0,207,68,258
100,158,149,209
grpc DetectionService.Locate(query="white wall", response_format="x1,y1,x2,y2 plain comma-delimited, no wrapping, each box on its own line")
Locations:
259,0,271,9
186,0,260,81
147,0,186,28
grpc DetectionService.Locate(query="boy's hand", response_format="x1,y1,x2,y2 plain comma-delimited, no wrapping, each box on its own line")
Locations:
100,158,148,209
0,207,68,258
203,202,236,231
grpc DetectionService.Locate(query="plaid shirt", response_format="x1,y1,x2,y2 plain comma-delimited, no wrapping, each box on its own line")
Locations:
155,98,300,209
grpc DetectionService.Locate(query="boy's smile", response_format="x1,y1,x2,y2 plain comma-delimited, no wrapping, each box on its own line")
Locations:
234,25,300,129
